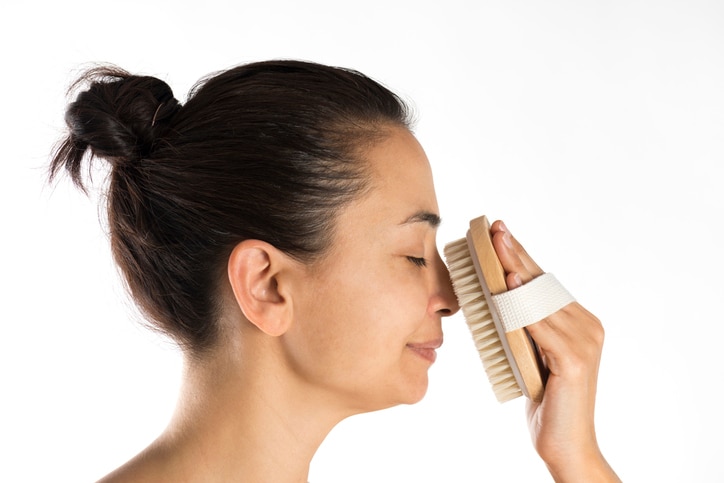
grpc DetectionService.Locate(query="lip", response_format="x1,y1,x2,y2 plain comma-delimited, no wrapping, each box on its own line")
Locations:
406,338,443,364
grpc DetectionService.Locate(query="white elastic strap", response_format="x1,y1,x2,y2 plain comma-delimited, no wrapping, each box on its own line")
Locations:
490,273,575,333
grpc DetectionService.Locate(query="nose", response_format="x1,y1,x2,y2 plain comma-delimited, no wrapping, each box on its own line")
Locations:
429,249,460,317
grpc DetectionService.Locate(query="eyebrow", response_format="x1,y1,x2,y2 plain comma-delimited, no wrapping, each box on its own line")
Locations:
400,211,442,228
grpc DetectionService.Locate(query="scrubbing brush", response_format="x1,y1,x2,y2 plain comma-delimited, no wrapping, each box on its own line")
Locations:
444,216,575,403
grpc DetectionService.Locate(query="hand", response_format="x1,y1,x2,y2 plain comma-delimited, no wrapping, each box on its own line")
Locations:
490,220,620,483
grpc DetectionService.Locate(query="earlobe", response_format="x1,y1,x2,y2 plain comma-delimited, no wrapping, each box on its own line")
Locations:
227,240,294,337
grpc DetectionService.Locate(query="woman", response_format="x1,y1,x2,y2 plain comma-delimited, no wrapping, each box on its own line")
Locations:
50,60,619,482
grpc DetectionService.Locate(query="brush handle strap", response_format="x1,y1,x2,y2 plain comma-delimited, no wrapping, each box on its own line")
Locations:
491,273,575,332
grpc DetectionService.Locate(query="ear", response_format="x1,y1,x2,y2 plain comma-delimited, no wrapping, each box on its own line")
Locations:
227,240,295,337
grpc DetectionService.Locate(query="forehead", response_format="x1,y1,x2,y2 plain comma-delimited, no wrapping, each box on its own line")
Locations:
326,126,440,246
312,126,440,267
363,127,439,216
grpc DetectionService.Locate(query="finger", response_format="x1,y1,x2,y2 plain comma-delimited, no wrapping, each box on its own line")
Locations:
491,229,532,283
525,304,604,379
506,271,523,290
490,220,543,280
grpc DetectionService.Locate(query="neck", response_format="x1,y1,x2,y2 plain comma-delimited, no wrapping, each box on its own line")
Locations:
106,334,349,483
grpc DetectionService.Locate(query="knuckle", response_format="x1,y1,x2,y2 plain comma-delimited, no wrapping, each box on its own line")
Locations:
561,354,588,380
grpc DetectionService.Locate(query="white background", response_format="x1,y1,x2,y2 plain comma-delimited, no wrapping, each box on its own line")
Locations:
2,0,722,481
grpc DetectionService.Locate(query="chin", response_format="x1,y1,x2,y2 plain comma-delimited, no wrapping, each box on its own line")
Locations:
395,374,430,406
351,383,429,415
345,369,431,414
405,385,429,405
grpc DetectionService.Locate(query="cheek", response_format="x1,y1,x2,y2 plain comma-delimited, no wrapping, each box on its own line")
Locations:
291,263,382,356
389,264,433,314
301,262,429,360
284,259,434,407
357,266,431,351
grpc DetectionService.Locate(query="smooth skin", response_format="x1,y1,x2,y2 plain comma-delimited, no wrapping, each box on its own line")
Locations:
491,221,620,482
98,126,618,482
99,126,457,482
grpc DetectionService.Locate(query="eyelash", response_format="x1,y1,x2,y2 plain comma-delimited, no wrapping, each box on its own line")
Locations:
406,256,428,268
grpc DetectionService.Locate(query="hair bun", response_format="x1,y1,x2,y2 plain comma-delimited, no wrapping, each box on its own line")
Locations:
64,66,181,165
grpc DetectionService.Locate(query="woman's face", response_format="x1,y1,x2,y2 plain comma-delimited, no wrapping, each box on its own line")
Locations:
284,126,459,413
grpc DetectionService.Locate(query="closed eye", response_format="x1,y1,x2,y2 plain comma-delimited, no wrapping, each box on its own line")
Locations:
406,256,428,268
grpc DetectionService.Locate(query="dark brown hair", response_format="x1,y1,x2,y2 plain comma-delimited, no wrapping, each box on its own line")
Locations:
50,60,411,354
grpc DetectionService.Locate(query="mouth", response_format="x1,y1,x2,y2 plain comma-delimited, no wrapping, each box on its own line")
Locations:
406,338,443,364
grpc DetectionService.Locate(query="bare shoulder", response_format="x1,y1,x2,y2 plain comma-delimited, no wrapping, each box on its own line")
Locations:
95,444,172,483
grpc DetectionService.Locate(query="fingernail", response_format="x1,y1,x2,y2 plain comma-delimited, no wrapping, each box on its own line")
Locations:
512,273,522,287
499,221,508,233
503,231,513,248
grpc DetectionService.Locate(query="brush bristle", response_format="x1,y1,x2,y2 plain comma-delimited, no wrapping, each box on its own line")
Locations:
444,237,522,403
